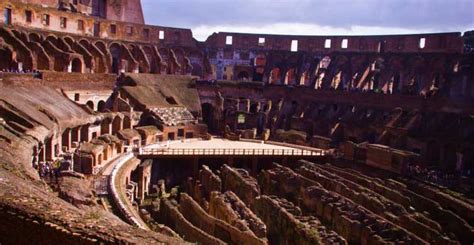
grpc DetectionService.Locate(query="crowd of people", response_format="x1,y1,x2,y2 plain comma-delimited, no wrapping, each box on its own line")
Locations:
0,68,43,78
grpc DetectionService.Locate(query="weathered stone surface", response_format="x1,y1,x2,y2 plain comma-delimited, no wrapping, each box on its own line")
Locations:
178,193,266,245
254,195,346,245
57,175,96,207
220,164,260,207
209,191,267,238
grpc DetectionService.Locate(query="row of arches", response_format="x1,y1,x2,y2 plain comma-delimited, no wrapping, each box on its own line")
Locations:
262,53,468,96
1,27,209,76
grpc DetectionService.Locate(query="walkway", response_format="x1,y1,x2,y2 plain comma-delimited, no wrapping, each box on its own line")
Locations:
140,138,325,157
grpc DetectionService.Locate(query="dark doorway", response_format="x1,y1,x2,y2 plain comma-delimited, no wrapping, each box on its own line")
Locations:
201,103,215,132
71,58,82,73
168,132,175,140
178,129,184,138
97,100,106,112
86,101,94,110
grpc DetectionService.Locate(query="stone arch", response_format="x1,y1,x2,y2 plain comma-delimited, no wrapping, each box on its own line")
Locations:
94,40,112,71
109,42,137,73
94,40,107,53
269,67,281,84
387,56,405,93
112,115,123,134
299,71,310,86
101,117,112,135
173,48,188,74
405,56,427,94
284,68,296,85
97,100,106,112
80,39,107,73
123,115,132,129
253,53,267,81
109,42,122,73
142,45,160,74
70,58,83,73
45,34,57,42
86,101,94,110
28,32,43,43
166,49,180,74
129,44,150,73
0,43,17,71
79,39,90,47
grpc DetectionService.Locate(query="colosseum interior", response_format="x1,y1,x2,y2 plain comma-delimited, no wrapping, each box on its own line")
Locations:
0,0,473,244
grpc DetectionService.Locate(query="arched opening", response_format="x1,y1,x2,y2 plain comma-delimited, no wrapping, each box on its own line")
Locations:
201,103,215,132
269,68,281,84
110,43,122,74
284,69,296,85
0,47,16,71
97,100,106,112
237,71,250,81
86,101,94,110
71,58,82,73
61,128,71,151
112,116,122,134
101,118,111,135
123,116,132,129
252,53,266,81
300,71,309,86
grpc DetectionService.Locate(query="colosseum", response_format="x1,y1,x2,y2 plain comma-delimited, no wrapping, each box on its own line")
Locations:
0,0,473,244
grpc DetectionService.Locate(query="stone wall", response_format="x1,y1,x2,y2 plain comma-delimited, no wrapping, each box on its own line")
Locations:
220,164,261,207
178,193,266,245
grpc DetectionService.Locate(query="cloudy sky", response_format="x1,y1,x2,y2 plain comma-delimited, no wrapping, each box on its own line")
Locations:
141,0,474,41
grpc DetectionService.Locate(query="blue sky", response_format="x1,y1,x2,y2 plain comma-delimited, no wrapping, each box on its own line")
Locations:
142,0,474,41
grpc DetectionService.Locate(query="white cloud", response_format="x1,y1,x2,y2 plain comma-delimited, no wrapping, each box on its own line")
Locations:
192,23,437,41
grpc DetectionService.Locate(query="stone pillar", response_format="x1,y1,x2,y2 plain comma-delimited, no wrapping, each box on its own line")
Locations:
138,162,152,202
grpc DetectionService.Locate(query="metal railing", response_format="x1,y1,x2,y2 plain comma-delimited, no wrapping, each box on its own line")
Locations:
139,148,325,157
